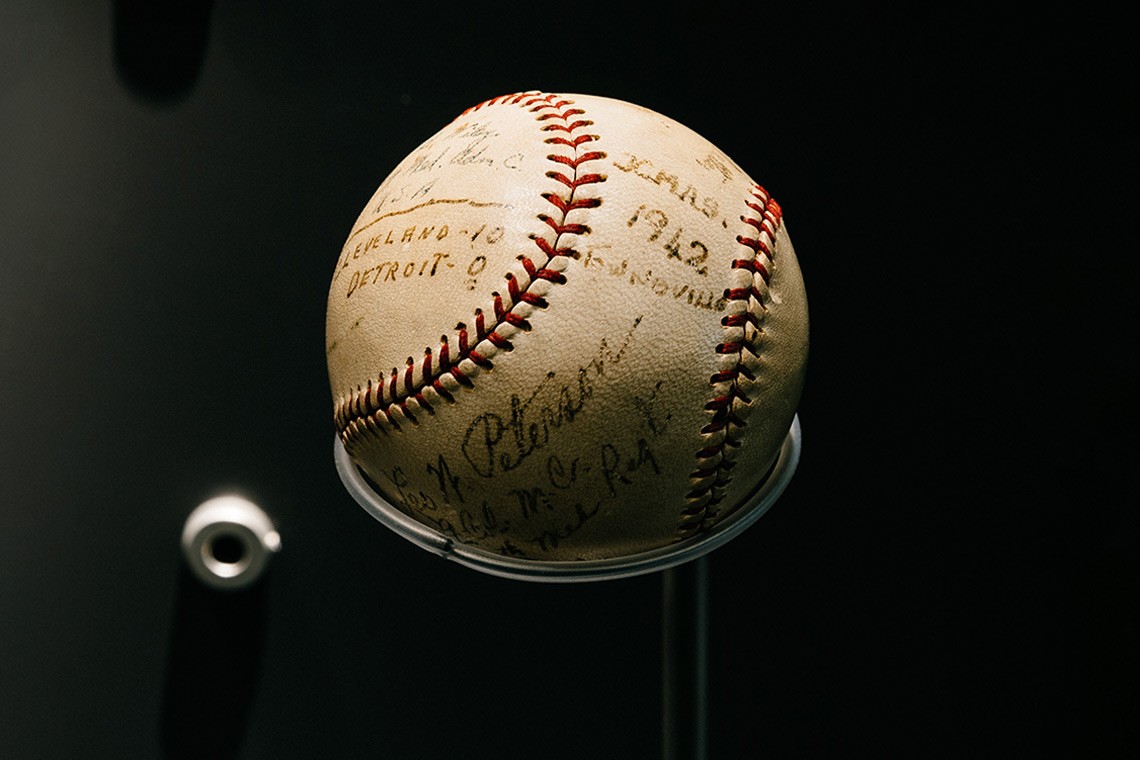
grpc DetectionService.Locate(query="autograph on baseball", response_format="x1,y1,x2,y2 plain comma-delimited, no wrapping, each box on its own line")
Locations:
327,92,808,560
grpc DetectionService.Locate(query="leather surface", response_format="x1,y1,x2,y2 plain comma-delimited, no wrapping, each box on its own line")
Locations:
326,92,808,560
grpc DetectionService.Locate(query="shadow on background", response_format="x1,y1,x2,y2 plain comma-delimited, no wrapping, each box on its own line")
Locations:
159,565,268,760
113,0,213,104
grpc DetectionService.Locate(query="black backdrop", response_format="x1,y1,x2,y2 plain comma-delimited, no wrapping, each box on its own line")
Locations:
1,2,1133,758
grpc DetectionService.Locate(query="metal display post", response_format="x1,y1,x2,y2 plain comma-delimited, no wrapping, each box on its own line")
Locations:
662,556,710,760
334,416,800,756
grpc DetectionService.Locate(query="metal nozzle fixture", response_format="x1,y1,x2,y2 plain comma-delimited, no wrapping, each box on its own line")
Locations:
180,496,281,590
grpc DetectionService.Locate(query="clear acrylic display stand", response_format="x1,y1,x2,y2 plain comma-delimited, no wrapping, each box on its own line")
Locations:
334,415,801,759
334,415,800,582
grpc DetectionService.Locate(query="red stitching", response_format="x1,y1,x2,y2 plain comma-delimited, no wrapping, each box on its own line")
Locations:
398,401,418,425
473,308,487,342
545,134,596,148
541,121,595,134
721,312,761,329
337,93,606,447
459,91,543,115
529,97,574,113
403,358,415,395
450,364,473,387
680,185,783,539
538,214,590,236
541,192,602,215
438,335,451,369
724,286,764,302
432,379,453,403
536,108,585,121
545,171,606,190
487,331,512,350
731,257,771,283
547,151,606,169
518,255,567,285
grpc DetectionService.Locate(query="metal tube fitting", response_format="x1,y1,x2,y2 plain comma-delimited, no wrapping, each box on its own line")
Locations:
180,495,281,590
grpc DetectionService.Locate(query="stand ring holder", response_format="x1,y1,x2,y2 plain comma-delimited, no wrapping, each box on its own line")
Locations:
334,415,800,583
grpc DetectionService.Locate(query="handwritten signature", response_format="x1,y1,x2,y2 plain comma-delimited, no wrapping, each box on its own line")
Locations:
460,316,643,478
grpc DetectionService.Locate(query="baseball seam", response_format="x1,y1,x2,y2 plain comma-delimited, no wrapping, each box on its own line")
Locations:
678,185,783,539
335,92,607,450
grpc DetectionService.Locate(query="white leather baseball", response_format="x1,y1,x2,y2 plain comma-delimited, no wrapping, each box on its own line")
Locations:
327,92,808,561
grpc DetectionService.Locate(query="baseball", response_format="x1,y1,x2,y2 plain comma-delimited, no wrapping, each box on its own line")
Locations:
327,92,808,561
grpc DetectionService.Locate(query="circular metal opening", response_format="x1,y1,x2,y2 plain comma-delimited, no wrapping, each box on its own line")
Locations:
181,496,281,590
200,528,253,579
209,533,246,564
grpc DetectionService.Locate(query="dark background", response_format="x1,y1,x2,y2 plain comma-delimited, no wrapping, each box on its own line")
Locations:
1,2,1133,758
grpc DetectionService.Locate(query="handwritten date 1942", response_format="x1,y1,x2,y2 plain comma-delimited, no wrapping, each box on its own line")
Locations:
627,205,710,276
